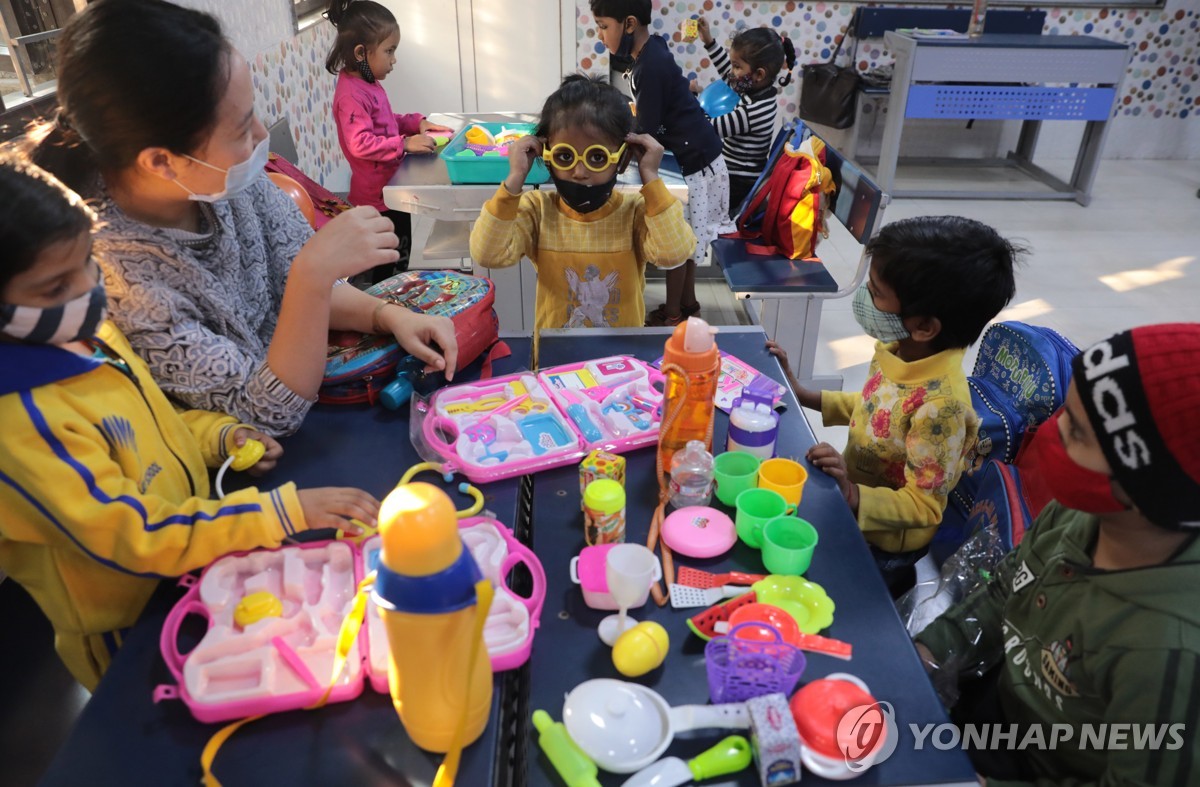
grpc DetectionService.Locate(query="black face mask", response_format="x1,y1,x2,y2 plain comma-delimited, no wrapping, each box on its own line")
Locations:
552,175,617,214
616,30,636,58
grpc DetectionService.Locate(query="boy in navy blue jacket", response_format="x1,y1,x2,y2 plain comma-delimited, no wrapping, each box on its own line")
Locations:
591,0,731,327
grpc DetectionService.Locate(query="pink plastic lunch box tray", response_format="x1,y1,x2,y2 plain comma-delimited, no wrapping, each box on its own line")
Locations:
155,516,544,724
414,355,664,483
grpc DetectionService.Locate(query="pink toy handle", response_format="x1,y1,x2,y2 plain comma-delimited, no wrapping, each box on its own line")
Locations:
501,542,546,623
159,598,211,682
645,367,666,391
422,413,460,458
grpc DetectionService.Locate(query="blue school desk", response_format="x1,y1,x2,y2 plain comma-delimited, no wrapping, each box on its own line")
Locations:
38,336,534,787
519,326,977,787
874,32,1130,206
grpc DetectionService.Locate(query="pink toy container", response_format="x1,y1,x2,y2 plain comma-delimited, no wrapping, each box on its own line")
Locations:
157,517,545,723
414,356,664,484
155,540,366,724
661,506,737,559
568,543,662,610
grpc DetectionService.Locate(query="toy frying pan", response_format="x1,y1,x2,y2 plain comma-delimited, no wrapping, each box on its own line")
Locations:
562,678,750,774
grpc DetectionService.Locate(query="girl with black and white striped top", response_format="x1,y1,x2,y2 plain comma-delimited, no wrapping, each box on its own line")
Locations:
697,19,797,217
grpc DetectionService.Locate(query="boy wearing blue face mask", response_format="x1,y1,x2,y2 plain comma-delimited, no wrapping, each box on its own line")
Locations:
0,156,380,690
769,216,1020,596
470,75,695,332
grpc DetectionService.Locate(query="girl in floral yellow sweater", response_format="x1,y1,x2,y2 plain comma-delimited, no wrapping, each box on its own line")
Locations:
771,216,1020,596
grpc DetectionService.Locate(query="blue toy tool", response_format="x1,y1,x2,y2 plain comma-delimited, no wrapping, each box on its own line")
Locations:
558,389,604,442
518,413,573,456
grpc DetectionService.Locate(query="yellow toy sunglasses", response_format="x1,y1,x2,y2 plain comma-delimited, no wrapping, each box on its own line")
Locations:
542,142,628,173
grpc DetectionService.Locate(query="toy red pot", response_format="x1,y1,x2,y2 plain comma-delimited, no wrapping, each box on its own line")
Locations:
789,673,888,779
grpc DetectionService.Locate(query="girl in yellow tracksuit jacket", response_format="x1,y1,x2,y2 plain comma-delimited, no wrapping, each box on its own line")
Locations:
0,157,379,690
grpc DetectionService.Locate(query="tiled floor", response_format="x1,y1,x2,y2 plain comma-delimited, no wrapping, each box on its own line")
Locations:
3,159,1197,786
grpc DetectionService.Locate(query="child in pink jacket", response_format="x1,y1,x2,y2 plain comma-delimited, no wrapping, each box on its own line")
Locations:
327,0,451,281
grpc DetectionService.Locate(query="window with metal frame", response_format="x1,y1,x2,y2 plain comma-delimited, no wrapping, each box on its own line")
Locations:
0,0,80,108
293,0,325,30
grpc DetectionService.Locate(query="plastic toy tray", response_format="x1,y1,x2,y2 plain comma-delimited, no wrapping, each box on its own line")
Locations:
414,355,664,483
439,122,550,185
156,516,544,723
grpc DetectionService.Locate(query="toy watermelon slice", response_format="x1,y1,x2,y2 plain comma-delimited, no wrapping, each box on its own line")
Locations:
686,591,757,641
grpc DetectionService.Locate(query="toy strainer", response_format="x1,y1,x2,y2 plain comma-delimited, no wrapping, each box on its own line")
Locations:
704,622,806,703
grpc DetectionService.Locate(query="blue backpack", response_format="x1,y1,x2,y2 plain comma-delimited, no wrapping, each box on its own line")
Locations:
931,322,1078,562
961,459,1032,557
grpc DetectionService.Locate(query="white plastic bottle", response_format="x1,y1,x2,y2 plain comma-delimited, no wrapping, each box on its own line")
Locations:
669,440,715,508
725,389,779,459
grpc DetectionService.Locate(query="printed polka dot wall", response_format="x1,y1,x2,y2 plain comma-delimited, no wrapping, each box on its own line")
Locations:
249,21,340,184
575,1,1200,120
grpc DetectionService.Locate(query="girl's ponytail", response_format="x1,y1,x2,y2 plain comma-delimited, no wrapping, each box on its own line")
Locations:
778,35,797,88
325,0,353,28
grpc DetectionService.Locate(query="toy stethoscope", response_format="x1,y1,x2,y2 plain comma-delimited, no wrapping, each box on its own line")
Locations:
214,439,268,499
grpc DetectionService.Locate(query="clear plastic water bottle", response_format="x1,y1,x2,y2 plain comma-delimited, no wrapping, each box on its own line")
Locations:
669,440,715,508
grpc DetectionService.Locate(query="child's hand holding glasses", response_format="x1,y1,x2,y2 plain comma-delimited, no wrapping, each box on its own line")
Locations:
503,134,545,196
624,132,664,184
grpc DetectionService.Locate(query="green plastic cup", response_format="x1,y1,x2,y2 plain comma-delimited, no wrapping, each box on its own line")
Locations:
713,451,762,507
734,488,788,548
761,516,819,576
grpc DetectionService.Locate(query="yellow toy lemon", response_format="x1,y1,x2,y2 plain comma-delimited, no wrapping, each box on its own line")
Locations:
612,621,669,677
234,591,283,628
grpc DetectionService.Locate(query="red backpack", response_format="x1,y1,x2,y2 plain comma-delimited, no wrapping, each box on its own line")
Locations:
265,153,352,230
321,271,510,406
723,130,836,260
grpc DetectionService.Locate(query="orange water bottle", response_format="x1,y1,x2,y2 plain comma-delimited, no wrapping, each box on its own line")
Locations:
373,482,493,756
658,317,720,475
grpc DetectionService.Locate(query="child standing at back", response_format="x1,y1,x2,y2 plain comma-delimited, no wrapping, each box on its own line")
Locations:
0,156,379,690
470,75,695,332
694,19,797,217
769,216,1020,597
590,0,730,327
327,0,453,282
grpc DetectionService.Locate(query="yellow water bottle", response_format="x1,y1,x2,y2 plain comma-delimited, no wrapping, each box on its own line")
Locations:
373,482,493,754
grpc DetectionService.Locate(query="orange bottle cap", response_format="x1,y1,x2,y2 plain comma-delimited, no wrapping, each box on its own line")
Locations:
378,482,462,575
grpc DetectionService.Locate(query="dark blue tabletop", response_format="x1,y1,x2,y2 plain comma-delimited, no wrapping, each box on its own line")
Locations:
39,337,533,787
712,238,839,296
521,327,975,786
904,32,1127,50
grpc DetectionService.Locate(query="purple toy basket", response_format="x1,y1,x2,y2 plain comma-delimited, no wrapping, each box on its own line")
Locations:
705,622,807,703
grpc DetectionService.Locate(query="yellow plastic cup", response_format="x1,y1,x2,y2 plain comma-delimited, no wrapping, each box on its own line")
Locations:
758,458,808,514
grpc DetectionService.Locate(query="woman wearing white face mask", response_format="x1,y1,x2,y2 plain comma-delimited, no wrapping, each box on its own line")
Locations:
25,0,458,437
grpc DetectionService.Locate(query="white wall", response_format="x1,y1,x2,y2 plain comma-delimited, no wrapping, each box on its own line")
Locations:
379,0,571,117
172,0,294,59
